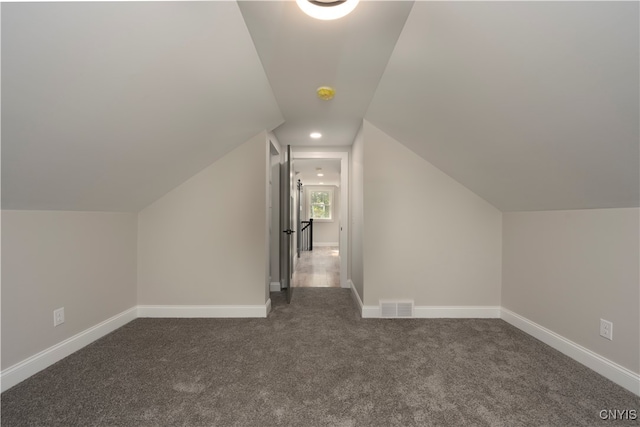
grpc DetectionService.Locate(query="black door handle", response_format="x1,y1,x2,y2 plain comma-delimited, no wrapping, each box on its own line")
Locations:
283,229,295,235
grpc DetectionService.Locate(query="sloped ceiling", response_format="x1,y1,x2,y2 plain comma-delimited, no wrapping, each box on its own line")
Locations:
238,0,413,147
2,1,638,213
366,1,639,211
1,2,283,211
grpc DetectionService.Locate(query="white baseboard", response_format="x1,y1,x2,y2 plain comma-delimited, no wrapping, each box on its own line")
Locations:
501,308,640,396
347,280,363,313
270,281,281,292
313,242,339,247
361,305,500,319
414,306,501,318
4,302,637,399
0,306,137,393
137,303,269,318
1,299,271,393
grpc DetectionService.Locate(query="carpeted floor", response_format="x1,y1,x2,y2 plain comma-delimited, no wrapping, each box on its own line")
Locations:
2,288,639,426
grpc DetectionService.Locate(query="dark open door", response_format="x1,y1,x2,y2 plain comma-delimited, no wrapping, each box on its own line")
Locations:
297,179,302,259
281,145,294,303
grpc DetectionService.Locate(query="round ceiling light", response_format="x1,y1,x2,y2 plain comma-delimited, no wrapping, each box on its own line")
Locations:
296,0,360,21
317,86,335,101
310,132,322,139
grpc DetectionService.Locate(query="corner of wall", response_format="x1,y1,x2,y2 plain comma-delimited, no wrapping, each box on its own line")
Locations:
136,131,270,307
360,121,502,308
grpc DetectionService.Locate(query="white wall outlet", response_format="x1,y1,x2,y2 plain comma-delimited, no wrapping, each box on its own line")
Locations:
53,307,65,327
600,318,613,340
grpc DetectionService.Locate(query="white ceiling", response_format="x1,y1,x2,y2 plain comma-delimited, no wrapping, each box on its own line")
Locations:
2,1,638,212
294,159,341,187
238,0,413,147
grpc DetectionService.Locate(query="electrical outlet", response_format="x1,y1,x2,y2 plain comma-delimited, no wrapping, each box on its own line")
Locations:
600,319,613,340
53,307,65,327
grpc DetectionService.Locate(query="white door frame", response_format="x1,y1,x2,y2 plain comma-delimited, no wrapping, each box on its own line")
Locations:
267,138,282,296
291,150,349,289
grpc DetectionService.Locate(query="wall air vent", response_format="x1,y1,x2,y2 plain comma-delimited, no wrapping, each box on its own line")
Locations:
379,300,414,318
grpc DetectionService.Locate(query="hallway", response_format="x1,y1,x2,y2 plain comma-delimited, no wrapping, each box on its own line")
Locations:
291,246,340,287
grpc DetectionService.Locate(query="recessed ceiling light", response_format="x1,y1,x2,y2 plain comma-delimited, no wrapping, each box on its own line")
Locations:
317,173,324,177
310,132,322,139
296,0,360,21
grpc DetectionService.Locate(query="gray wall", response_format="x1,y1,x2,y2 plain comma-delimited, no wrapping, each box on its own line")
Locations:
362,121,502,306
137,132,269,306
502,208,640,374
1,210,137,369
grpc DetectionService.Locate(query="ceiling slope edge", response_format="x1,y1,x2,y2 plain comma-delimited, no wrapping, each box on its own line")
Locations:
362,119,502,213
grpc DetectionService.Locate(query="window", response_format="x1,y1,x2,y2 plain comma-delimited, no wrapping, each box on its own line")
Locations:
309,188,333,221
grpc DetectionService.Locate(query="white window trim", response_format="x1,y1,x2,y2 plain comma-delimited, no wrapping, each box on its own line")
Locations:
307,186,334,222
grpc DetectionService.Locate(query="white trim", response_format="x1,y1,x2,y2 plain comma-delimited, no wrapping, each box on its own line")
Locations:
0,299,269,393
414,306,501,318
0,307,137,393
361,305,500,319
501,308,640,396
6,302,636,399
348,280,363,313
137,303,269,318
362,306,380,318
313,242,339,247
306,186,334,222
270,281,281,292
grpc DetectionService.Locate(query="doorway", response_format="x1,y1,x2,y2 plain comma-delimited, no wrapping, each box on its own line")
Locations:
290,151,349,289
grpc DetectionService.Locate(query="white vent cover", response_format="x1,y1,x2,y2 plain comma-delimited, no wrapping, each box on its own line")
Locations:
379,300,414,318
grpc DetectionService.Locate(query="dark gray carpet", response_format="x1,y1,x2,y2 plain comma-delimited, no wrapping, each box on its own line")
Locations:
2,288,639,426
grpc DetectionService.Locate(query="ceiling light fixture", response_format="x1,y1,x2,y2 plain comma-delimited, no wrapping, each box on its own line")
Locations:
296,0,360,21
317,86,335,101
310,132,322,139
317,173,324,177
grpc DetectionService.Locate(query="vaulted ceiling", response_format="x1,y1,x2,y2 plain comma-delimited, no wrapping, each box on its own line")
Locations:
2,1,638,212
366,2,639,211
